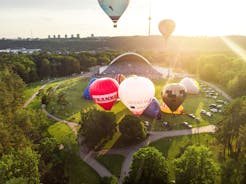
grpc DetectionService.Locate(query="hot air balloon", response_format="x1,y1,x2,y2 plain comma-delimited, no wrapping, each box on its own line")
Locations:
179,77,200,94
115,74,126,84
89,77,119,110
161,102,184,114
83,78,97,100
158,19,176,40
98,0,130,28
161,83,187,112
119,76,155,115
143,97,161,119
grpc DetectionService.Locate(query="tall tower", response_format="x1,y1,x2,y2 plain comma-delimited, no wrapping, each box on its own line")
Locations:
148,0,152,36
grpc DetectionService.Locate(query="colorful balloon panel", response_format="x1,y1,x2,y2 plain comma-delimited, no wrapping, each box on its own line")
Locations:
161,83,186,112
83,78,97,100
89,78,119,110
119,76,155,116
98,0,130,27
143,97,161,119
159,19,176,39
115,74,126,84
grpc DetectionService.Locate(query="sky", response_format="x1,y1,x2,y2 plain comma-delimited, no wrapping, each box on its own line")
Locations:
0,0,245,38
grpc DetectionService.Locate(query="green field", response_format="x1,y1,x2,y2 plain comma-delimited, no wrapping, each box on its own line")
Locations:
96,154,125,178
149,133,222,182
43,77,226,130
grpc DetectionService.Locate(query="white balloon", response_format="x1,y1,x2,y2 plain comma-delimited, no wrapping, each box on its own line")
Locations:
119,76,155,115
180,77,200,94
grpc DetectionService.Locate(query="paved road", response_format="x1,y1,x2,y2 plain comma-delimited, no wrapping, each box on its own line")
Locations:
200,80,233,102
118,125,216,183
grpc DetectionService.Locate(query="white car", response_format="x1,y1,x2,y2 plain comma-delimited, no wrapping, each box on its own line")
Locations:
206,112,212,117
210,108,218,113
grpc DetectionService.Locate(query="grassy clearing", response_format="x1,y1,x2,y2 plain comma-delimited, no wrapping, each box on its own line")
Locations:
48,122,101,184
149,133,222,181
24,81,44,101
66,154,101,184
48,122,77,144
96,154,125,178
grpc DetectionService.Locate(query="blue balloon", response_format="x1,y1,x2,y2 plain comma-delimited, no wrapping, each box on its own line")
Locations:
83,78,97,100
143,97,161,119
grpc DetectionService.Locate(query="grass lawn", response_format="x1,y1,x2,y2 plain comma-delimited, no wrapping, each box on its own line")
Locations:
149,133,223,182
24,81,45,101
48,122,101,184
66,154,101,184
96,154,125,178
48,122,77,144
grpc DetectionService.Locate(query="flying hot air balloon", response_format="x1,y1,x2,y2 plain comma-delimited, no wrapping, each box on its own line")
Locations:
158,19,176,40
89,77,119,110
119,76,155,115
98,0,130,28
161,83,187,112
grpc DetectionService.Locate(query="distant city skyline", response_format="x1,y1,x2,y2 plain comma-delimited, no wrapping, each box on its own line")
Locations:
0,0,245,38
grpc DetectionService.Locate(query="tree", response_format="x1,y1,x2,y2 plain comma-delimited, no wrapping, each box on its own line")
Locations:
174,145,219,184
221,158,246,184
216,96,246,159
79,108,117,148
124,147,169,184
0,147,40,184
119,115,146,144
100,176,118,184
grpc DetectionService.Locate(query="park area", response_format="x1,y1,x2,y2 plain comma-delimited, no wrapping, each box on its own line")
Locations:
23,75,229,183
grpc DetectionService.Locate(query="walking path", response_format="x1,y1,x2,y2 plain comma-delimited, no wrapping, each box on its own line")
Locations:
23,81,53,108
118,125,216,183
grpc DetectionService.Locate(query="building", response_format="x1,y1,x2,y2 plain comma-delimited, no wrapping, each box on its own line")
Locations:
99,52,163,79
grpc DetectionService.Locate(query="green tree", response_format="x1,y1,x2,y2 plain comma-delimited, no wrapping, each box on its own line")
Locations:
119,115,146,144
216,96,246,158
79,108,117,148
0,147,40,184
174,145,219,184
124,147,169,184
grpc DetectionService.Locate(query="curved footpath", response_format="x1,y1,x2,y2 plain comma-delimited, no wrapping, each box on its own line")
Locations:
118,125,216,183
23,80,54,108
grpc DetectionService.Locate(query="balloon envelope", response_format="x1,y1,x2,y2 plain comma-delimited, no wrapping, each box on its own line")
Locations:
98,0,130,27
143,97,161,119
159,19,176,39
83,78,97,100
115,74,126,84
161,102,184,114
89,78,119,110
180,77,200,94
161,83,186,112
119,76,155,115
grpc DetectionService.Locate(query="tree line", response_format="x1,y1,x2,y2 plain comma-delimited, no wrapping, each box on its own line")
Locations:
0,51,122,83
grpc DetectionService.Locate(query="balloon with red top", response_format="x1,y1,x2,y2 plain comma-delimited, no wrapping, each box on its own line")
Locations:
89,77,119,110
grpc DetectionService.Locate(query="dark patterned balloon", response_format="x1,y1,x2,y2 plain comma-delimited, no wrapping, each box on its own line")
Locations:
161,83,187,112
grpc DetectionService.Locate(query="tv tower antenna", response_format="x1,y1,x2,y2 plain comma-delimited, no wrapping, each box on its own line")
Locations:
148,0,152,36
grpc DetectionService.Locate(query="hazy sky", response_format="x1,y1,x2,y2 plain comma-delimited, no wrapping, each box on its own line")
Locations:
0,0,245,38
